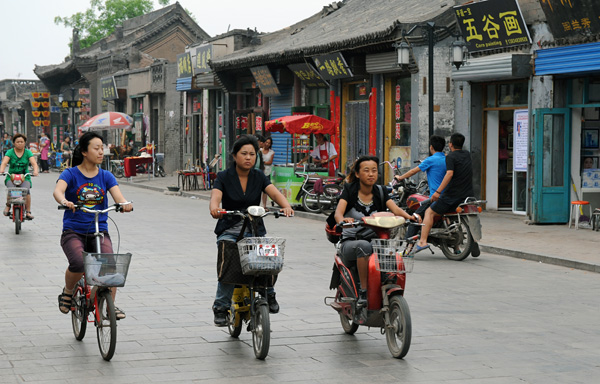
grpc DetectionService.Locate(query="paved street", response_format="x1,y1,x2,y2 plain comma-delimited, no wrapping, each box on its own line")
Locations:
1,173,599,383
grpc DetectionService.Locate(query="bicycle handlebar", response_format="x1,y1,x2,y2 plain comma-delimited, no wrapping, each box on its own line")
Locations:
219,208,291,219
0,173,33,177
58,202,133,213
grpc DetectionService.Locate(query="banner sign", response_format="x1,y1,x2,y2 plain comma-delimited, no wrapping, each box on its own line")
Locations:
194,45,213,74
454,0,531,53
313,52,353,80
513,109,529,172
100,77,118,100
250,66,280,97
287,63,328,88
177,52,193,78
538,0,600,39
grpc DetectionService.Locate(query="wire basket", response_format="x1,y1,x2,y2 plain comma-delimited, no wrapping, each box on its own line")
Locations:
83,252,133,287
237,237,285,275
6,188,27,204
371,239,414,273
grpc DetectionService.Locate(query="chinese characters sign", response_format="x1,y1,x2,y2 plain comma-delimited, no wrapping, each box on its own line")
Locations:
454,0,530,53
287,63,328,88
177,52,193,78
250,66,280,97
539,0,600,38
312,52,353,81
100,77,118,100
194,45,213,74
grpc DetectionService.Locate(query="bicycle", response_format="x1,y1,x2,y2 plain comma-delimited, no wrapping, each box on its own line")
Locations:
110,160,125,178
1,172,32,234
59,202,133,361
220,206,288,360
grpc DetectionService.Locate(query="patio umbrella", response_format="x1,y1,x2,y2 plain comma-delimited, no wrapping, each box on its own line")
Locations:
265,114,336,135
80,112,133,132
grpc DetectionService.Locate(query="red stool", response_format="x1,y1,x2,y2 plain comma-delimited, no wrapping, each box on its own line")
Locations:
569,201,591,230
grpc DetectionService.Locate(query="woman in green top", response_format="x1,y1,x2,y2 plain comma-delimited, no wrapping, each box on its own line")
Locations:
1,134,39,219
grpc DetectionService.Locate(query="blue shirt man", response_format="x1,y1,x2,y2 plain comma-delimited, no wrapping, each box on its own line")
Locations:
395,135,446,197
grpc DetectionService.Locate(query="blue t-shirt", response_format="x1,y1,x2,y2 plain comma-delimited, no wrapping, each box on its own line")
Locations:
418,152,446,197
58,167,118,233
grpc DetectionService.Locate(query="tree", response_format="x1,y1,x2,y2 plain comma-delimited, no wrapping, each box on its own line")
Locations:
55,0,171,50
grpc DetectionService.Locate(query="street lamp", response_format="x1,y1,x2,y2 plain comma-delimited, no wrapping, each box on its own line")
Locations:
395,22,466,137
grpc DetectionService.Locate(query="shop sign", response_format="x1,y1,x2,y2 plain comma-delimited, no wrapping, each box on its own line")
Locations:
312,52,353,80
287,63,328,88
454,0,530,53
539,0,600,39
194,45,212,74
250,66,280,97
177,52,193,78
78,88,90,95
255,115,263,131
100,77,118,100
192,96,201,113
513,109,529,172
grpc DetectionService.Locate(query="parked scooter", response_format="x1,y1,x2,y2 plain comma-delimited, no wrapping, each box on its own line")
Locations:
405,195,486,260
1,173,32,234
295,168,344,214
325,212,413,359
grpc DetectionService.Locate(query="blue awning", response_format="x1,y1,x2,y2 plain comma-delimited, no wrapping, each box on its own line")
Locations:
176,77,193,91
535,42,600,76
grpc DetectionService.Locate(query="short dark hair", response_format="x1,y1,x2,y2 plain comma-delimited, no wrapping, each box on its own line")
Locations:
12,133,26,143
231,134,259,157
450,133,465,149
429,135,445,152
254,134,265,143
347,155,379,183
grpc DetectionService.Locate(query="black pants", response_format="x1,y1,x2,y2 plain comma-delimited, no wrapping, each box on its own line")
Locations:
40,159,49,172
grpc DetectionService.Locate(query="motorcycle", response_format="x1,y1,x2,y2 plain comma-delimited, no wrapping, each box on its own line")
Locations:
381,161,428,209
325,212,413,359
2,173,32,234
294,168,344,214
405,194,486,261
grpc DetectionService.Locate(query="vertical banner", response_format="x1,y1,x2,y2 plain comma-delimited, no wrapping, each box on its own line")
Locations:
513,109,529,172
369,88,377,155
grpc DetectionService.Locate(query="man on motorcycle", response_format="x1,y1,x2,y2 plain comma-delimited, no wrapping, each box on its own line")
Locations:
395,135,447,243
414,133,474,253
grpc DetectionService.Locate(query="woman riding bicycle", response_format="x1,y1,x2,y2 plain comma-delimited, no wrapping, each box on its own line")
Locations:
53,132,133,318
334,156,415,308
1,133,39,219
209,134,293,326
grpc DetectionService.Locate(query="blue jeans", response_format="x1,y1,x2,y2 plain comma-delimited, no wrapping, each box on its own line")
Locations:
213,232,274,311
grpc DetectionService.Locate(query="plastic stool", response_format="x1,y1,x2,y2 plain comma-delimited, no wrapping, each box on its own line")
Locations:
592,209,600,232
569,201,592,230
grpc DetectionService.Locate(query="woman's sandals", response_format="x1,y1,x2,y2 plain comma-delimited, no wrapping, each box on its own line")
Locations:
58,288,73,314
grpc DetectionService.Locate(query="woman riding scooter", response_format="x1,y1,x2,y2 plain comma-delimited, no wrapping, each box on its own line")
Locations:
334,156,415,308
1,134,39,219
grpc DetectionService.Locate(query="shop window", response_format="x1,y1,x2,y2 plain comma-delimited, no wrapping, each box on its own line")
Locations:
308,88,329,105
485,81,527,107
391,77,412,146
486,85,497,107
351,82,370,101
587,78,600,102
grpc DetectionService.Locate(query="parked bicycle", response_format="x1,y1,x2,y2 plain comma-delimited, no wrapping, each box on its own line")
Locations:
110,160,125,178
220,206,288,360
59,202,133,361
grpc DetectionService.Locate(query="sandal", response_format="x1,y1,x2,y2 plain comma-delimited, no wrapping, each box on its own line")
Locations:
58,288,73,314
26,211,34,220
3,204,9,217
115,307,126,320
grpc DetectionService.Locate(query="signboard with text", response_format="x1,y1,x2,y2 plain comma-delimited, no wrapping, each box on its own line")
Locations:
100,77,118,100
454,0,531,53
250,66,280,97
177,52,193,78
513,109,529,172
194,45,213,74
539,0,600,39
287,63,328,88
313,52,353,80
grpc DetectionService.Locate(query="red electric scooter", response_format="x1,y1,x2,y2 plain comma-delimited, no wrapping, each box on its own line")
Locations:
325,212,413,359
2,173,32,234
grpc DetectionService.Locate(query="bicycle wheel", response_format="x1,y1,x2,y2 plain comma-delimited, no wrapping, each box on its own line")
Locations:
155,165,166,177
228,309,243,338
252,304,270,360
317,184,343,215
113,166,124,178
71,279,88,340
301,188,321,213
96,291,117,361
385,295,411,359
14,207,20,235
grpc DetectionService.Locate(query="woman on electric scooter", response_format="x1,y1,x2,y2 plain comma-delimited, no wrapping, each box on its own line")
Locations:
209,134,293,326
1,134,39,219
53,132,133,318
334,156,415,308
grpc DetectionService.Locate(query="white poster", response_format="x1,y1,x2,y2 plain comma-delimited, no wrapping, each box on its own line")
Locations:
513,109,529,172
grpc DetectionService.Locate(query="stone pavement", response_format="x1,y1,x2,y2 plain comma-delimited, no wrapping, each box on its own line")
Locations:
123,173,600,273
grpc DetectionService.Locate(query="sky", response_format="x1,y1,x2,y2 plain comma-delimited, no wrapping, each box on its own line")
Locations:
0,0,333,80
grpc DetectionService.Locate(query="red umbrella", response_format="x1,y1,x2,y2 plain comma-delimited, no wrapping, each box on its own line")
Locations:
80,112,133,132
265,115,336,135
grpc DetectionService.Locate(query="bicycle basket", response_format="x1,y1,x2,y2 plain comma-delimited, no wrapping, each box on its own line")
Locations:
371,239,414,273
83,252,132,287
6,188,27,204
237,237,285,275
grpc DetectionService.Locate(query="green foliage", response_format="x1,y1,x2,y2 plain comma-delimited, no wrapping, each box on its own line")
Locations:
55,0,171,50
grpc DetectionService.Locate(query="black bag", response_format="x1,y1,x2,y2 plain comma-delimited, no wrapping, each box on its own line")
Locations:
216,240,253,285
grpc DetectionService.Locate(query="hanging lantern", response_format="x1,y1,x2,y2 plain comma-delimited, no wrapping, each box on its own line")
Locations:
32,111,41,118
